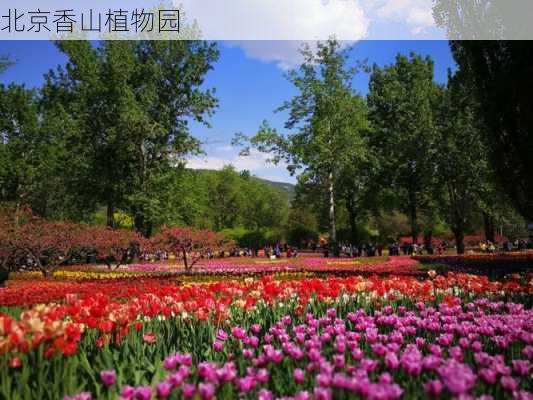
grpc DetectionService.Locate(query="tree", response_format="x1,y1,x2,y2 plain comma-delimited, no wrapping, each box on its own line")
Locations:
234,40,367,255
443,41,533,221
368,53,440,244
5,217,86,277
286,204,320,247
152,226,230,270
89,227,145,269
0,85,40,210
0,215,16,276
433,71,493,253
335,103,375,245
42,40,219,234
209,166,243,230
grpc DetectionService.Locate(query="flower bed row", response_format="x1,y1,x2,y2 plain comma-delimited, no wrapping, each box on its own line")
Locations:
414,253,533,273
1,273,530,359
3,292,532,400
3,256,424,286
74,299,533,400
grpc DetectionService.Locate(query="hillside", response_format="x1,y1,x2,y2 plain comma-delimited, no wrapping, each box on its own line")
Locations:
188,168,295,201
255,177,295,200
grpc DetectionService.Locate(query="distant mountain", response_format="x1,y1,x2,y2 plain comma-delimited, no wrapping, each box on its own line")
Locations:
186,168,296,201
255,177,295,200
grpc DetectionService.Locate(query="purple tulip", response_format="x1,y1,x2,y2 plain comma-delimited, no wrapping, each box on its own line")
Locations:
134,386,152,400
384,352,400,370
294,391,311,400
424,380,443,397
163,355,178,370
99,369,117,387
236,376,256,393
181,383,196,399
314,387,332,400
178,353,192,366
256,368,269,383
258,389,273,400
156,382,172,399
167,372,184,388
198,383,215,400
438,360,476,395
231,326,246,340
120,386,135,400
501,376,518,392
213,340,223,352
512,360,530,376
216,329,229,341
479,368,498,384
294,368,305,383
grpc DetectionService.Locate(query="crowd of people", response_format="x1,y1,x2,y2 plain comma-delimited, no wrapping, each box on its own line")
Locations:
145,237,532,263
333,241,448,257
480,238,531,253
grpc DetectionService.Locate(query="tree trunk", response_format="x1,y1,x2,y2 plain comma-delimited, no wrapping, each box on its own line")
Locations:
424,230,433,253
328,172,339,257
182,249,189,271
453,227,465,254
42,268,53,278
346,194,358,244
144,222,153,238
134,208,152,238
483,212,495,243
348,209,358,245
106,204,115,228
410,205,418,245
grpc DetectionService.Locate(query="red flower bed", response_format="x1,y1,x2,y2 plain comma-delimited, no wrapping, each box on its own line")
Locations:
0,277,178,307
1,273,530,358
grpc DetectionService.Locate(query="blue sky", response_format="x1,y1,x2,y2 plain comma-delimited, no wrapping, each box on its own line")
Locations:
0,40,455,183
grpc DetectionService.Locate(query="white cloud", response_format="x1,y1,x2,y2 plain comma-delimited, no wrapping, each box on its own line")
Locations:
177,0,441,69
370,0,435,35
226,41,306,71
186,147,295,182
181,0,370,40
228,40,357,71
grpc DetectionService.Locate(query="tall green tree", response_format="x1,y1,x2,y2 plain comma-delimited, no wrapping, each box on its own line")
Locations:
434,71,492,253
445,41,533,221
234,40,368,255
43,40,219,235
368,53,440,244
0,85,40,212
335,97,374,244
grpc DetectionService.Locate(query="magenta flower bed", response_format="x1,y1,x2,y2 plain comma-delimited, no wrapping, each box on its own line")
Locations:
122,256,422,276
68,297,533,400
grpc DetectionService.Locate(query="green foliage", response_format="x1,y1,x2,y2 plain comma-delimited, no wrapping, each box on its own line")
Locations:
164,167,290,234
432,70,493,252
447,41,533,221
0,84,47,210
368,53,440,243
221,227,284,248
41,40,219,234
2,40,529,248
235,40,369,253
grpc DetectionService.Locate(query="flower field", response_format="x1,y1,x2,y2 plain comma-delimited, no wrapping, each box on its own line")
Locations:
1,257,532,399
